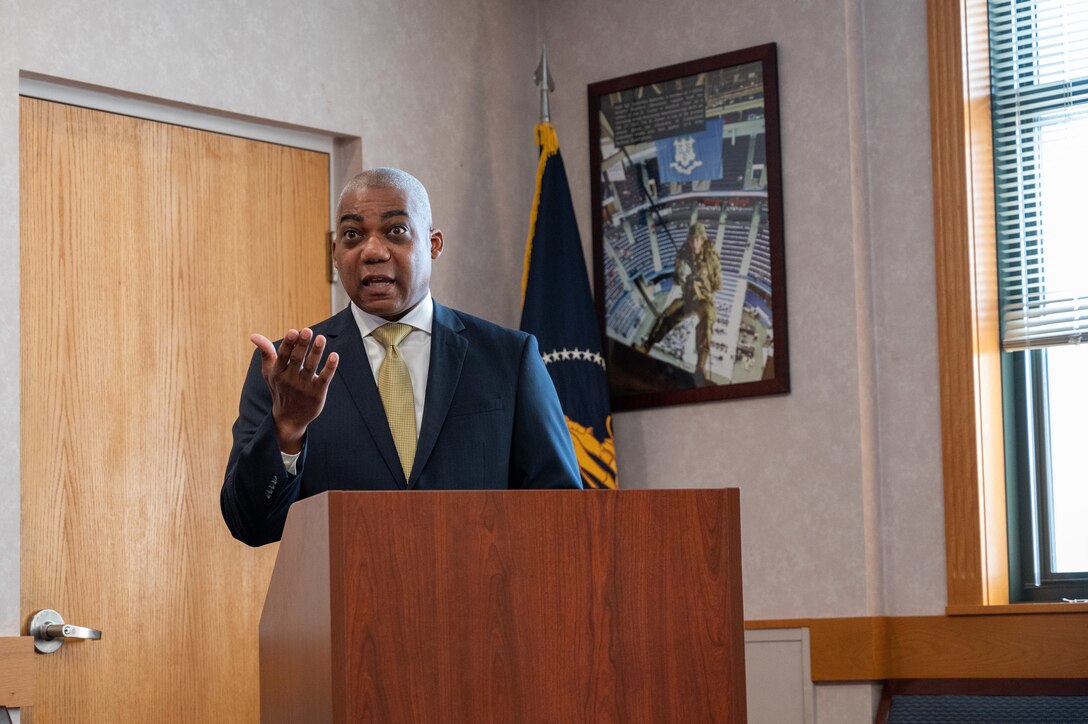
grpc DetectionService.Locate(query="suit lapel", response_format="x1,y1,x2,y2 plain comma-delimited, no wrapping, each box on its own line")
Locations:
323,307,407,487
410,302,466,487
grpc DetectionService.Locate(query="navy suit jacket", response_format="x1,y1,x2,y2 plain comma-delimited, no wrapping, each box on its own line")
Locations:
221,302,582,546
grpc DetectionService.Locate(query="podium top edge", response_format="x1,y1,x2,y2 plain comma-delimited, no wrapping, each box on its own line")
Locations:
321,488,739,497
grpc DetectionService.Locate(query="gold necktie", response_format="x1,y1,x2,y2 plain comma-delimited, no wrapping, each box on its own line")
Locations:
372,323,416,479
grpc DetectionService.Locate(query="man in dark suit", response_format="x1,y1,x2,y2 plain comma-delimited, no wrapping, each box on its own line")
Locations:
221,168,581,546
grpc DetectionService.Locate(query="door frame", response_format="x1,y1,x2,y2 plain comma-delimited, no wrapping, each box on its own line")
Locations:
20,72,350,232
20,73,360,312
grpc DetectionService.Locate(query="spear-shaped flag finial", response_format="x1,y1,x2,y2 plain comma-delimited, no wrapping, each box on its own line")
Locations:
534,45,555,123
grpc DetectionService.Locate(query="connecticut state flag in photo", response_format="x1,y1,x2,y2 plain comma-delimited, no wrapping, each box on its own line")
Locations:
520,122,618,489
654,116,724,185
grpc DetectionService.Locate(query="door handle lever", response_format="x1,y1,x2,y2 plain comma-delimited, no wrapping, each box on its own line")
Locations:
29,609,102,654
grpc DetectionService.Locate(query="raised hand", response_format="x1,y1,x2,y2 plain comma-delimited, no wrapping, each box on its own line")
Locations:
250,328,340,454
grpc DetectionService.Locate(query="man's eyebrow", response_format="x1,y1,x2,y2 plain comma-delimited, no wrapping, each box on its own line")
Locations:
337,210,409,224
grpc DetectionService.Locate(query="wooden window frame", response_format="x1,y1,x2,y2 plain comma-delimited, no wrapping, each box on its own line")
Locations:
926,0,1010,611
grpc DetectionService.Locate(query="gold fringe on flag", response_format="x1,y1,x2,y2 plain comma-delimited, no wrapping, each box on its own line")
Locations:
521,123,560,301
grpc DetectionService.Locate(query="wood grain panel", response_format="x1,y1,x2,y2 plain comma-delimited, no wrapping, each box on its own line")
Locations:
0,637,34,708
262,489,746,724
888,614,1088,679
926,0,1007,608
749,611,1088,681
20,97,329,723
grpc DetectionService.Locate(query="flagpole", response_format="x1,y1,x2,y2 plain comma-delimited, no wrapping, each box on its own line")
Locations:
522,46,619,488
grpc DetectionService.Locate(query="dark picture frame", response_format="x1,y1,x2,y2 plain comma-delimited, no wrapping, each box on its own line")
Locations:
588,43,789,411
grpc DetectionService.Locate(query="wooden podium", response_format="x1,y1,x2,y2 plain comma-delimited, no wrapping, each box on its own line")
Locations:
259,489,745,723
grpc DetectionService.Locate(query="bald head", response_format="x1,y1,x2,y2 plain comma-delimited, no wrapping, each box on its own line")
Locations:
337,167,433,230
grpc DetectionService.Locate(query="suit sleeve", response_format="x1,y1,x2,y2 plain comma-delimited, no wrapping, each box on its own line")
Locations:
510,334,583,489
220,349,307,546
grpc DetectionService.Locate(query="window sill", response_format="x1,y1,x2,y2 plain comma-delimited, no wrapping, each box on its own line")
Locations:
946,602,1088,616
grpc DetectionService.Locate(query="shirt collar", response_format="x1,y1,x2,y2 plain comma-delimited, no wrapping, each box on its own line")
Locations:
349,291,434,339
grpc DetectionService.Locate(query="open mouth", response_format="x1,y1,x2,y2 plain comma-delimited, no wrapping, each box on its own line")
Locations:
362,275,395,288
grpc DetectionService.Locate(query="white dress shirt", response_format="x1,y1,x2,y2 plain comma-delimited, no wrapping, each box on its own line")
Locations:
281,292,434,474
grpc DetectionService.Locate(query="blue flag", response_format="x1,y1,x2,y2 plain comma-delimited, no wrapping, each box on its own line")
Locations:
520,123,618,489
654,117,724,184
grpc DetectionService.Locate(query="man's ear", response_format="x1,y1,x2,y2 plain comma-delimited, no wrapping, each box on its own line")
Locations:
429,228,444,259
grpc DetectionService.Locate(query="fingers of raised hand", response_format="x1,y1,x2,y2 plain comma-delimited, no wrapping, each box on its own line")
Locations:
251,333,276,358
298,333,327,378
273,329,301,372
316,351,339,387
269,329,333,381
251,333,278,375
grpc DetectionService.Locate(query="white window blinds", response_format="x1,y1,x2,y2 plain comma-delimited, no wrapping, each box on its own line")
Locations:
990,0,1088,350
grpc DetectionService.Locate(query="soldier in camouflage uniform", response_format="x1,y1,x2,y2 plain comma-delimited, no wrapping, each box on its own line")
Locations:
640,222,722,385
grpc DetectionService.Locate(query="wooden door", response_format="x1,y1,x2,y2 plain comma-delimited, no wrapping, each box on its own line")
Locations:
19,97,329,722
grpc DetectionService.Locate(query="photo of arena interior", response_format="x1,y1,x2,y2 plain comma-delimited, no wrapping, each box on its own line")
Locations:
597,62,777,395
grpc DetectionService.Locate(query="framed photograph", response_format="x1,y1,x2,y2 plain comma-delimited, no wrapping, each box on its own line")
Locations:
589,43,789,410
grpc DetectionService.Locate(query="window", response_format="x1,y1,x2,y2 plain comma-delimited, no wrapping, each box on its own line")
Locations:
989,0,1088,601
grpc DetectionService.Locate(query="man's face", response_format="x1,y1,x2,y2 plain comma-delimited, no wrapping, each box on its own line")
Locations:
333,185,443,320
